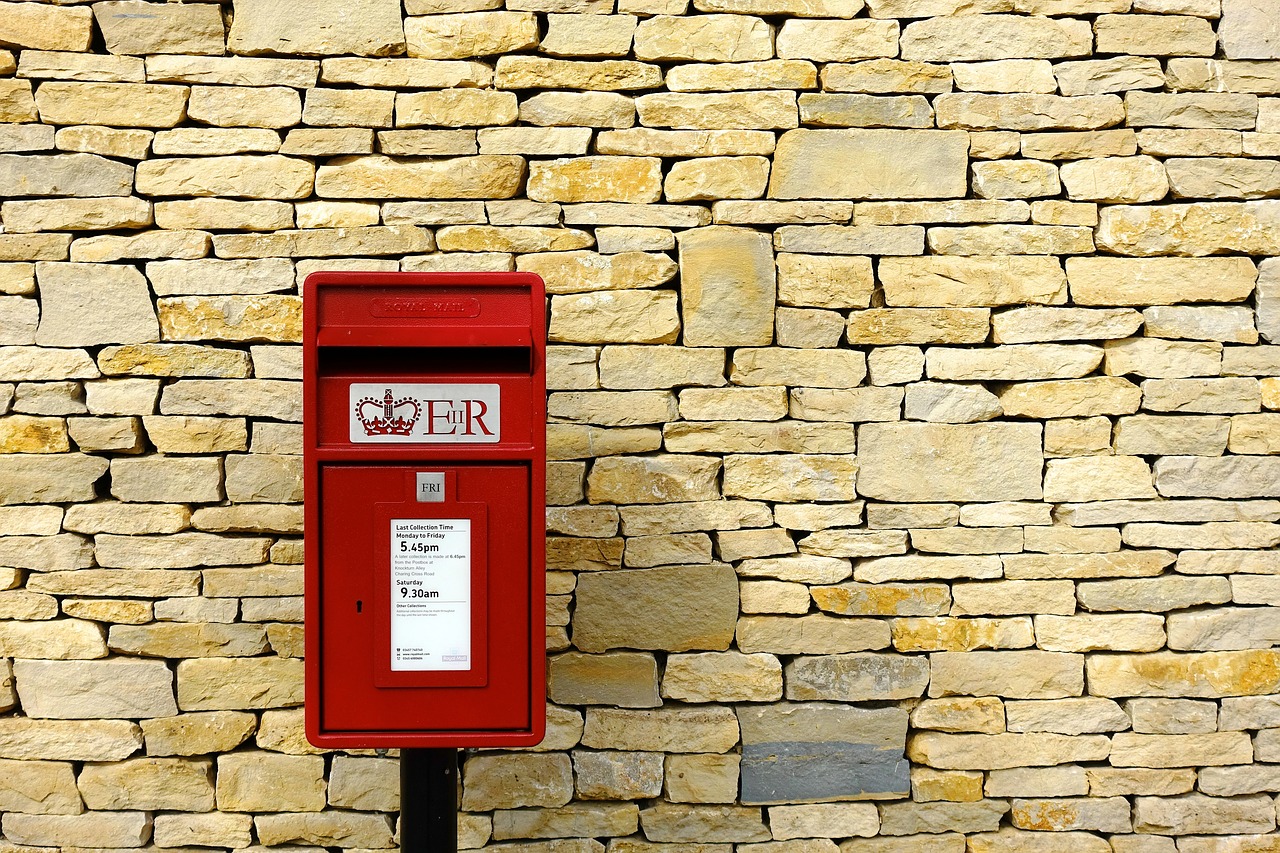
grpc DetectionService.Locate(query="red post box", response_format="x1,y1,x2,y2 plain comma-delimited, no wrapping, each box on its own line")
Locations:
303,271,546,749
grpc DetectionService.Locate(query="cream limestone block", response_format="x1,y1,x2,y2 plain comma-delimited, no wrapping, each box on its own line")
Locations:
229,0,404,56
0,153,134,198
848,309,989,345
1138,129,1245,157
4,812,151,848
155,199,291,231
663,755,738,804
397,89,516,127
1009,799,1131,833
1059,155,1170,204
1095,14,1216,56
775,20,898,63
679,226,775,346
619,500,772,536
0,3,91,50
1003,548,1172,581
1167,157,1280,200
0,233,71,261
0,79,34,123
903,382,1000,424
907,732,1110,770
214,225,432,258
1104,339,1223,377
283,129,373,157
93,1,223,55
549,290,679,344
952,59,1055,94
937,94,1124,131
880,257,1066,307
0,758,80,814
550,390,676,425
770,129,967,199
100,343,252,378
856,555,1004,583
316,154,522,200
496,57,661,91
1134,794,1276,835
723,454,858,501
927,224,1093,255
71,230,209,263
158,295,300,344
36,81,187,128
777,306,845,347
797,93,932,128
529,157,661,204
19,51,143,83
1022,130,1138,161
785,653,929,700
35,262,157,348
718,201,853,225
639,807,763,844
663,652,782,702
520,92,635,128
153,812,253,847
900,16,1091,61
15,657,175,718
1167,607,1280,651
294,200,377,229
548,652,659,707
152,128,281,156
859,422,1042,502
255,812,396,847
480,127,591,156
971,160,1058,199
1126,92,1258,129
599,130,775,158
587,455,719,504
547,346,599,390
698,0,860,11
915,768,985,802
410,14,538,59
1142,377,1260,413
667,60,816,92
584,707,738,753
187,86,300,128
1043,457,1156,502
992,307,1142,343
731,348,867,387
542,14,637,57
665,422,856,454
666,157,769,202
177,657,302,711
322,57,490,88
1229,413,1280,453
737,614,889,654
777,255,873,309
214,751,326,812
1035,614,1167,653
490,803,639,841
137,155,313,199
637,91,798,130
720,528,796,561
926,344,1102,381
1005,698,1128,735
634,15,773,62
328,755,399,810
1146,305,1257,343
949,579,1073,615
911,697,1005,734
599,346,723,389
0,415,67,453
800,528,908,557
774,224,924,255
1221,0,1280,59
856,200,1028,225
573,751,663,800
823,59,952,93
768,803,878,839
145,55,319,87
78,756,213,811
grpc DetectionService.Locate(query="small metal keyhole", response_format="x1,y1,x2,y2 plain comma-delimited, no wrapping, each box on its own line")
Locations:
356,600,363,613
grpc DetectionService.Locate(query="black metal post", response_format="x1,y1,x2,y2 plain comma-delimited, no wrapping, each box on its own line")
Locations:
400,747,458,853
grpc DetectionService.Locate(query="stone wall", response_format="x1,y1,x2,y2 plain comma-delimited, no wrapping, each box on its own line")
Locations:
1,0,1280,849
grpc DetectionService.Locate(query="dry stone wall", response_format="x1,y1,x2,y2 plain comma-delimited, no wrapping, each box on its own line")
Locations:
0,0,1279,849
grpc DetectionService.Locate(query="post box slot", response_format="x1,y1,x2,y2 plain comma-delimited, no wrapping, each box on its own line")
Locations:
317,346,532,376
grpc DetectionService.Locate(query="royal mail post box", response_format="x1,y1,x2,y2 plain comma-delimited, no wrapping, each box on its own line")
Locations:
303,271,546,748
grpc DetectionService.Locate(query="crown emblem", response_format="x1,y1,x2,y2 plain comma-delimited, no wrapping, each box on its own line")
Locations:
356,388,421,437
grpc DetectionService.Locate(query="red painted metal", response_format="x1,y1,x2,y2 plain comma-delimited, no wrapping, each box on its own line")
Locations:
303,271,546,748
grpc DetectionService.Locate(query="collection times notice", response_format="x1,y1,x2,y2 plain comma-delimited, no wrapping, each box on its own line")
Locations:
389,518,471,671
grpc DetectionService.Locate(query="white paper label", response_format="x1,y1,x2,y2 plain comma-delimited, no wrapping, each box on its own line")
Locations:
390,518,471,671
350,383,500,443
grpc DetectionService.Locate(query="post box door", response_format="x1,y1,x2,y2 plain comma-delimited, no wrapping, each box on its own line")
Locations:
318,463,531,735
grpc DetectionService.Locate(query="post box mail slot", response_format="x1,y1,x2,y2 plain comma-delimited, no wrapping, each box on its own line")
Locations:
303,272,546,748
